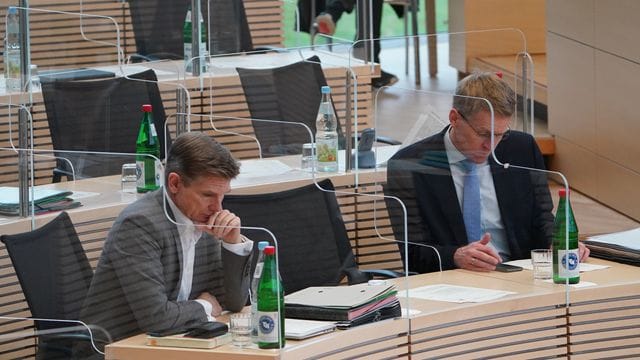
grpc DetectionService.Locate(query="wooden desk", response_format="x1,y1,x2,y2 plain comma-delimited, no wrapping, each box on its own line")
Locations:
0,50,378,186
105,258,640,359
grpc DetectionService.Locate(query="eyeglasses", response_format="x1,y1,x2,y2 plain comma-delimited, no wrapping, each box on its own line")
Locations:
456,109,510,141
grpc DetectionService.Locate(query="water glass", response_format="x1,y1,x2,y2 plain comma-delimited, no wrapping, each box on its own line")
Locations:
531,249,552,280
229,312,252,348
121,163,138,193
301,143,316,171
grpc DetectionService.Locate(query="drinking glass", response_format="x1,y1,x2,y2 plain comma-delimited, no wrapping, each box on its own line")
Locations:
531,249,552,280
230,312,252,348
121,163,138,193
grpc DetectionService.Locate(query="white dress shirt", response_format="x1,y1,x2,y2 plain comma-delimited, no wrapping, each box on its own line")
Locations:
166,195,253,321
444,129,511,260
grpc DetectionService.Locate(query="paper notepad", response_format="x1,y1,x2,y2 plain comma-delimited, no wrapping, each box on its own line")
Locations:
285,319,336,340
284,283,395,309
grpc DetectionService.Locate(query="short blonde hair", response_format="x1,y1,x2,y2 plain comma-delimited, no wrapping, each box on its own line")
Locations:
452,72,515,118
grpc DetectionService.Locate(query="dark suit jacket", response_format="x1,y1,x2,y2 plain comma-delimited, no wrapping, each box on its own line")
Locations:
385,127,554,273
80,190,252,346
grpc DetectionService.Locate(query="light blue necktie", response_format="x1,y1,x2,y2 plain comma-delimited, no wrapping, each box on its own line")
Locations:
462,160,481,242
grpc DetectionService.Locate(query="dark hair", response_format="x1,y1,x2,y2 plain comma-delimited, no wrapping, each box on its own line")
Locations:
165,132,240,185
452,72,515,118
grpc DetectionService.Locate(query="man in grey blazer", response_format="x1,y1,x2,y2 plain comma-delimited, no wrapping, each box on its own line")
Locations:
78,133,253,355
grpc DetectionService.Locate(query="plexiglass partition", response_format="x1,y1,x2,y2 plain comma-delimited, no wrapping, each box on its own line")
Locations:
372,79,577,339
0,1,590,357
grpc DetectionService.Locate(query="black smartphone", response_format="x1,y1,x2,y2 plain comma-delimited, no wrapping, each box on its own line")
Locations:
184,322,229,339
495,263,523,272
147,327,188,337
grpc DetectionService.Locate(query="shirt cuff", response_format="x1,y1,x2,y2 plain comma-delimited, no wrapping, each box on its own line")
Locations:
194,299,215,322
222,235,253,256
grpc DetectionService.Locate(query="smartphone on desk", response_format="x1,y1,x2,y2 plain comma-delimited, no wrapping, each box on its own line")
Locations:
495,263,523,272
184,322,228,339
147,322,228,339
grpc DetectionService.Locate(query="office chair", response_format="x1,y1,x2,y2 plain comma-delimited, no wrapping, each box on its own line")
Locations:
223,179,399,295
237,55,400,158
41,69,168,181
0,212,104,359
127,0,253,61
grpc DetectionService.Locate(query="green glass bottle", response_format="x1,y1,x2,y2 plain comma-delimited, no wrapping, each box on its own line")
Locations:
257,246,285,349
135,104,161,193
183,4,208,73
552,188,580,284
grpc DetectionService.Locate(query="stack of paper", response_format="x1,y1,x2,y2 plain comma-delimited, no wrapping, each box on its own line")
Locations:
147,332,231,349
584,228,640,266
284,283,401,328
0,187,81,216
285,319,336,340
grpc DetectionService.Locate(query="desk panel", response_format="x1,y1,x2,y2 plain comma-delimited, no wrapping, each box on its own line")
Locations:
105,317,410,360
105,260,640,359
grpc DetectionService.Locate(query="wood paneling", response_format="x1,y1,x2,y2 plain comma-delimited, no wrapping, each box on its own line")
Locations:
546,0,594,46
448,0,546,73
547,0,640,222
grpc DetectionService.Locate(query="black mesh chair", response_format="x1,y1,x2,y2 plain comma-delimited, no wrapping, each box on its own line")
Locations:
127,0,253,60
223,179,398,295
0,212,104,359
236,55,400,158
236,55,341,157
41,69,168,181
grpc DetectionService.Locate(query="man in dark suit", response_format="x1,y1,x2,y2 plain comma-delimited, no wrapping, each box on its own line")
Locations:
386,72,589,273
79,133,253,355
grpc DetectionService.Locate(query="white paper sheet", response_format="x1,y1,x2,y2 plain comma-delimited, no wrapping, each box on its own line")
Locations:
68,191,100,200
407,284,516,303
543,280,597,288
503,259,610,272
235,159,292,179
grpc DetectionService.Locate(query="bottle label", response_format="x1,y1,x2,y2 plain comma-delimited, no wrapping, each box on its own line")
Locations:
154,159,162,186
149,123,158,137
257,311,280,343
136,160,145,188
315,137,338,172
253,262,264,280
251,302,259,339
557,249,580,278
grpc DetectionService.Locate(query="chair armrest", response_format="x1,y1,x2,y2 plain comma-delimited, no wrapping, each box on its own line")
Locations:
345,268,416,285
52,168,74,183
362,269,408,279
40,328,110,345
250,46,288,54
374,135,401,146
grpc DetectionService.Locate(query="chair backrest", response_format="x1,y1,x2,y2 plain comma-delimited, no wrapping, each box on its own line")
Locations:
41,69,168,179
128,0,253,60
236,55,344,157
0,212,93,331
223,179,358,294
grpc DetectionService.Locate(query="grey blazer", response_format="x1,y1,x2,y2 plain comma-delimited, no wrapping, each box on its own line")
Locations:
80,189,252,344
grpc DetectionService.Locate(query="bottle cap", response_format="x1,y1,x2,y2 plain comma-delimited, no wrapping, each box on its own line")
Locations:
142,104,152,112
559,188,569,197
264,246,275,255
321,85,331,94
8,7,17,14
258,241,269,251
